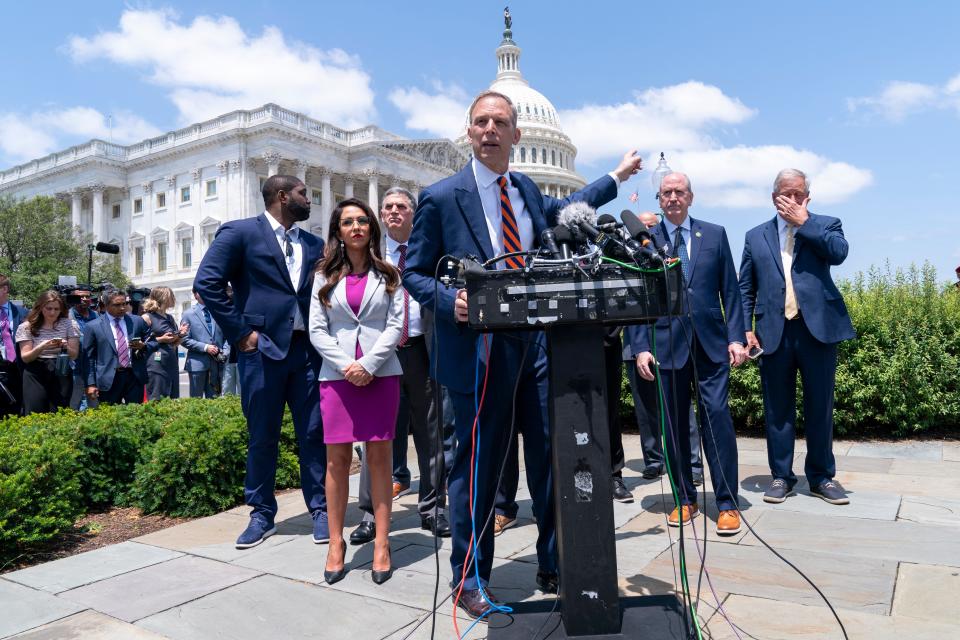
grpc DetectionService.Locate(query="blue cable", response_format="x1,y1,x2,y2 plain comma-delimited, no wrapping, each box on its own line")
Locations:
461,335,512,638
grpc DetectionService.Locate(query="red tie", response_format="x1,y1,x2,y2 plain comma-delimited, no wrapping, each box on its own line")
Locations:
115,318,130,367
497,176,524,269
397,244,409,347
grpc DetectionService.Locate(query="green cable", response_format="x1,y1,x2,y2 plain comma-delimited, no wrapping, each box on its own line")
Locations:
599,256,680,273
651,327,704,640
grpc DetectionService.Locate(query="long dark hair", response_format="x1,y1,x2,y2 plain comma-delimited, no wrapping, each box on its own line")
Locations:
316,198,400,307
27,290,68,336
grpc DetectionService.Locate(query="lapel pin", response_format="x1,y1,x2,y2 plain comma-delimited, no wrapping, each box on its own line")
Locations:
695,231,702,238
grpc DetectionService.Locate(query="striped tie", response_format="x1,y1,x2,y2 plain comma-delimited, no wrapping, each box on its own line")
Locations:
115,317,130,368
397,244,409,347
497,176,524,269
674,227,690,282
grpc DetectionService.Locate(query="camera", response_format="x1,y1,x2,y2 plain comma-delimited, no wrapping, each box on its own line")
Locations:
214,352,229,364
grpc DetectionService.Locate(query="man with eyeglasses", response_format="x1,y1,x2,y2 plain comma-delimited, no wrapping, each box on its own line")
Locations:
627,172,747,537
350,187,453,545
739,169,855,506
195,175,329,550
69,289,99,410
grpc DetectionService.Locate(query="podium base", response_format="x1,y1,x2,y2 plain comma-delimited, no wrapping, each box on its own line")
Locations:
487,595,689,639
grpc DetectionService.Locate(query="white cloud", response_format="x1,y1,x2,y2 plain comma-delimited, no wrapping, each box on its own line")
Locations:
847,73,960,121
67,9,375,127
0,107,160,164
389,82,469,140
557,81,871,208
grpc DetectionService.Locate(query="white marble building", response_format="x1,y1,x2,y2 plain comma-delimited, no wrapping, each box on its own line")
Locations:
0,104,467,315
456,16,587,198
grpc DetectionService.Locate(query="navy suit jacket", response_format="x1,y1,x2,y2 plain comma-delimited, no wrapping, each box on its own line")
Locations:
194,213,324,361
739,213,855,354
403,162,618,393
626,218,746,369
181,304,229,372
1,302,27,363
82,313,157,391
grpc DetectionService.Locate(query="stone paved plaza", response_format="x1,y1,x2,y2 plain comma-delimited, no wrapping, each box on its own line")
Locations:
3,434,960,639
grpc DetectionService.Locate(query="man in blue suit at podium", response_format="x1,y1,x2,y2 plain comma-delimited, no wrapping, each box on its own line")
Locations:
404,90,642,620
739,169,855,506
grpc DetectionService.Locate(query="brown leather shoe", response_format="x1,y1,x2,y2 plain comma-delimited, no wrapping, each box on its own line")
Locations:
457,588,500,621
392,481,411,500
493,514,516,536
667,504,699,527
716,510,741,536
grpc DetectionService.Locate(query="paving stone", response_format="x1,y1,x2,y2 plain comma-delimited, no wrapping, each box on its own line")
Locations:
810,453,894,474
703,593,958,640
737,475,901,521
4,542,182,594
741,508,960,567
0,579,84,638
846,440,942,460
898,495,960,527
491,518,539,559
225,488,308,521
8,610,168,639
834,468,960,498
889,457,960,478
943,443,960,462
642,537,897,614
621,506,755,546
891,563,960,620
59,555,260,623
136,574,422,640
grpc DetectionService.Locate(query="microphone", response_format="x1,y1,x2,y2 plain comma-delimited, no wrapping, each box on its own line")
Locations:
620,210,663,261
540,227,561,259
552,225,575,260
558,202,628,259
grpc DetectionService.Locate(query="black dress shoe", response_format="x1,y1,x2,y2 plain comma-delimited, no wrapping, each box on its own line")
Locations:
641,465,663,480
536,570,559,594
324,540,347,585
349,520,375,545
457,588,498,621
692,471,704,486
421,513,451,537
371,566,394,584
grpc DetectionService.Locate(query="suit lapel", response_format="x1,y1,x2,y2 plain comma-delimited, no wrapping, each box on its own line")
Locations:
763,217,785,279
357,270,384,318
297,233,319,293
511,173,547,241
257,214,296,292
332,278,355,320
454,166,494,262
687,218,704,283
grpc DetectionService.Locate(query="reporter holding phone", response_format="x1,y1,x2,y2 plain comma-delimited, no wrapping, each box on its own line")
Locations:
16,290,80,414
739,169,856,506
141,286,183,400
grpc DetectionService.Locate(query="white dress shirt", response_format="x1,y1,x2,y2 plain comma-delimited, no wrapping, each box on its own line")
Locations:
777,216,796,256
385,235,423,338
264,212,305,330
472,159,534,268
662,216,692,259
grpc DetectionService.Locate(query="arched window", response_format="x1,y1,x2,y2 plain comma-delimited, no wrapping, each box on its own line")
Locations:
520,147,526,162
542,148,547,165
551,150,556,166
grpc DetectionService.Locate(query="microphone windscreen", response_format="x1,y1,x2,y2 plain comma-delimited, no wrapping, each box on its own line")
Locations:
620,210,648,240
557,201,596,229
597,213,617,226
552,225,575,244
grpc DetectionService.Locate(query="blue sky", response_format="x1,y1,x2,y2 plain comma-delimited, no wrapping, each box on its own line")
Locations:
2,2,958,283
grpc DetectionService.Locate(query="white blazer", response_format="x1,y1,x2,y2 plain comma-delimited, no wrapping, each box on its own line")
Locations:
309,269,405,381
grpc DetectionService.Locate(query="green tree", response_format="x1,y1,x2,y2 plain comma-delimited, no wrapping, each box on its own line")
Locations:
0,195,129,305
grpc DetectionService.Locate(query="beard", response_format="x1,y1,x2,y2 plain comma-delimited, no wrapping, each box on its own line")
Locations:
286,200,311,222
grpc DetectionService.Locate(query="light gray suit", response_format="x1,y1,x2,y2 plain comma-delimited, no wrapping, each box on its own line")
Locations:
181,303,229,397
308,269,405,380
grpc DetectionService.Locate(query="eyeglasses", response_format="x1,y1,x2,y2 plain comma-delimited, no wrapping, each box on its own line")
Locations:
340,216,371,227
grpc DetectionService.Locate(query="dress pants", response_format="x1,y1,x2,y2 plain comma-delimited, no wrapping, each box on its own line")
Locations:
627,364,702,475
99,369,145,405
359,337,447,519
448,332,556,590
657,343,739,512
605,333,626,478
0,359,23,417
237,332,326,521
759,315,838,488
188,368,218,398
21,359,72,414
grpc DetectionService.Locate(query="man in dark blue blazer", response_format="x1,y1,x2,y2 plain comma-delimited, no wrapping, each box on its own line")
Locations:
83,289,157,405
181,289,229,398
739,169,855,506
0,274,27,416
404,90,642,619
627,172,747,536
194,175,328,549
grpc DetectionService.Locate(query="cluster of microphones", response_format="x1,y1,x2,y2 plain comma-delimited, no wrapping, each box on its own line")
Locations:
539,201,668,268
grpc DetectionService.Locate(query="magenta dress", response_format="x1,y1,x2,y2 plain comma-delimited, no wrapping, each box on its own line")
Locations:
319,273,401,444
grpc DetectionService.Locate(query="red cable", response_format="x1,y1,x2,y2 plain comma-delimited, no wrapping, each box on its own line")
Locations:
453,334,492,639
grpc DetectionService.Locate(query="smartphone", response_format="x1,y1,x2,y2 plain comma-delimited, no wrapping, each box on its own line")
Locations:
747,345,764,360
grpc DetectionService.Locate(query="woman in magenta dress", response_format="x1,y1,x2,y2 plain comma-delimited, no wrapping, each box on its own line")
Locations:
308,197,404,585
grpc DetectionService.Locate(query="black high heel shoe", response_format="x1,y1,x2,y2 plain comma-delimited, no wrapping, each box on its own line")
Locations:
371,548,393,585
324,540,347,585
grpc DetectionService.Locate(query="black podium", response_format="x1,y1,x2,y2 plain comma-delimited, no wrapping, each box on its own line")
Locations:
465,262,689,638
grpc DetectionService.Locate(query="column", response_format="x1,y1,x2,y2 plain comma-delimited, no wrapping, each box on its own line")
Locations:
142,182,153,272
217,160,230,223
294,159,308,183
246,158,260,217
190,168,202,269
320,169,332,235
70,189,82,230
91,184,104,242
264,151,281,178
366,170,379,212
344,176,354,199
166,175,176,223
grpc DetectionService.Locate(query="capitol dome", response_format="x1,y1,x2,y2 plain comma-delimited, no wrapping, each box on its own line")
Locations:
456,11,586,197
